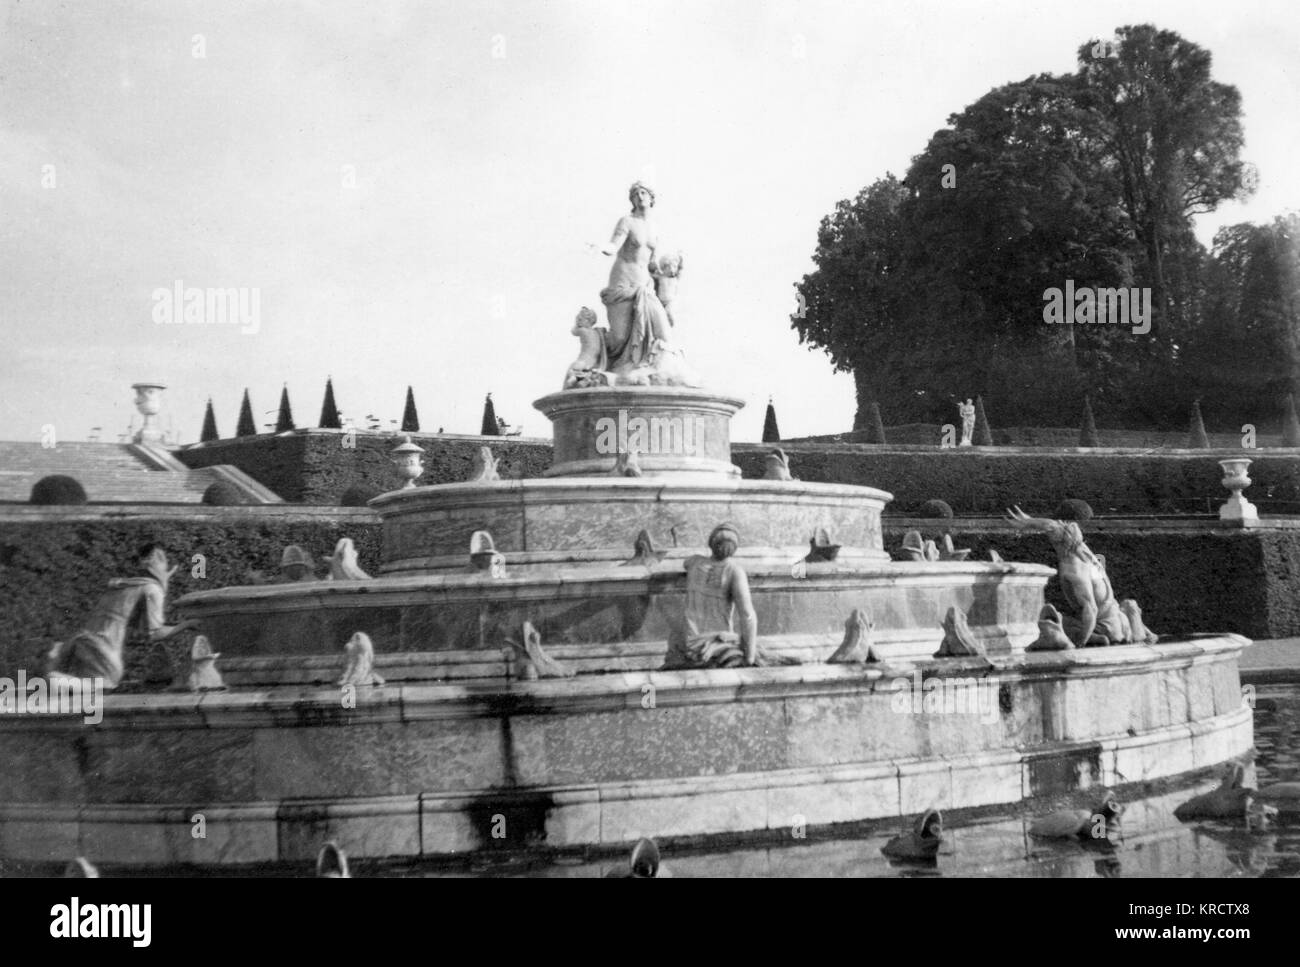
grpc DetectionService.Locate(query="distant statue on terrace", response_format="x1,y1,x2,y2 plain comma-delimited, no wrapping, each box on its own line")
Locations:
1006,506,1157,647
663,523,798,669
47,544,197,690
958,399,975,447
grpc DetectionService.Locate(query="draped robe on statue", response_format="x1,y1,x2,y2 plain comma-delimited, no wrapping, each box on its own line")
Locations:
599,281,670,374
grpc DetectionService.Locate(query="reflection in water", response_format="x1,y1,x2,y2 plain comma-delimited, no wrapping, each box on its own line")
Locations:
410,685,1300,878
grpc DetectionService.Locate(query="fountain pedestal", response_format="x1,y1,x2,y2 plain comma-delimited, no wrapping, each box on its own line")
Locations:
535,386,744,478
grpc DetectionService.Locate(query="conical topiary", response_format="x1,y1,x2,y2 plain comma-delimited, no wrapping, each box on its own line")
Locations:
481,393,500,436
319,378,341,429
762,399,781,443
1187,400,1210,448
200,398,219,443
401,386,420,433
973,396,993,446
1079,396,1100,447
236,389,256,437
1284,394,1300,447
275,384,295,432
865,402,887,445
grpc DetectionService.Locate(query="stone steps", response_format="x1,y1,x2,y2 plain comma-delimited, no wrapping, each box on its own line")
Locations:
0,442,278,503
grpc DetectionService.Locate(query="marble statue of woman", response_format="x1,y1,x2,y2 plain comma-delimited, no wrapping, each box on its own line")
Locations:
662,523,798,669
600,182,673,375
958,399,975,446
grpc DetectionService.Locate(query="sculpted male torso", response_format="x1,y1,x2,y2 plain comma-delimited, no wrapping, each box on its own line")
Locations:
1006,507,1135,645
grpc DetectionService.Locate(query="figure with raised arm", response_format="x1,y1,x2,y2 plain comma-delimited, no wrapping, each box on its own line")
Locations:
1005,506,1154,647
600,182,671,373
47,544,196,689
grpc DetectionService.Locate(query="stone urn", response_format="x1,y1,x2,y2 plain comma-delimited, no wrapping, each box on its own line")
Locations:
390,436,425,489
1218,458,1258,522
131,382,167,444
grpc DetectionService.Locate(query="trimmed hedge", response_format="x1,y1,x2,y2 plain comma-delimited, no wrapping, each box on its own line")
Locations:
341,484,382,507
1055,499,1094,521
0,514,380,683
3,512,1297,681
201,481,247,506
30,475,88,506
919,499,954,518
790,425,1283,448
884,521,1282,640
181,431,1300,516
733,444,1300,516
178,431,553,504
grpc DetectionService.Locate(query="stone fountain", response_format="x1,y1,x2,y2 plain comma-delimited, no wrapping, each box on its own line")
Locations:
0,187,1253,868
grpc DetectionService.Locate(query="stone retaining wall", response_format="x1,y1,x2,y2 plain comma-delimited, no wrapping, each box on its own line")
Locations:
0,637,1252,865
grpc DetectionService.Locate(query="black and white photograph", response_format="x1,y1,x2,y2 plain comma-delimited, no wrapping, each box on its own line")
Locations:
1,0,1298,933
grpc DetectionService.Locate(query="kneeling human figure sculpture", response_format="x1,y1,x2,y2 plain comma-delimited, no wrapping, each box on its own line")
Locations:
1006,506,1156,647
663,523,798,669
47,544,196,690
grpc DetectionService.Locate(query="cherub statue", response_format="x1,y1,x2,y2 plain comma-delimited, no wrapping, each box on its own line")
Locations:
563,306,610,389
650,250,684,328
1006,506,1154,646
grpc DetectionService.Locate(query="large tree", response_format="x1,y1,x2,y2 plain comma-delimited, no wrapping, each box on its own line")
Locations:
791,175,909,425
1183,215,1300,425
793,24,1252,430
895,73,1135,424
1076,25,1251,342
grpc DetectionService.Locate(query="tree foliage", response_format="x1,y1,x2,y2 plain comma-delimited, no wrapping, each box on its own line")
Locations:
793,24,1263,432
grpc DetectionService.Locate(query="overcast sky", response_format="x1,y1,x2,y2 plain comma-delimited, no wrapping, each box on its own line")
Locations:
1,0,1296,444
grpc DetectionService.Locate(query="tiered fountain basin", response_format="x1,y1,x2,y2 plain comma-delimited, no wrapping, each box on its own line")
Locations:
0,636,1251,865
373,477,892,574
175,467,1056,683
0,384,1255,866
175,558,1054,685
